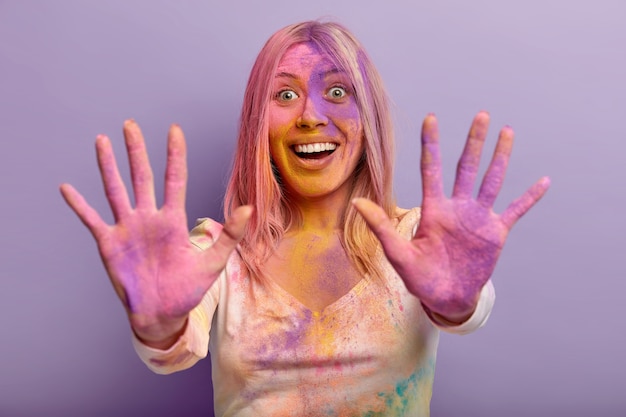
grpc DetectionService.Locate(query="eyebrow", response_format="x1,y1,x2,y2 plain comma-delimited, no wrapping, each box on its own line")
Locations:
274,68,344,79
275,71,297,79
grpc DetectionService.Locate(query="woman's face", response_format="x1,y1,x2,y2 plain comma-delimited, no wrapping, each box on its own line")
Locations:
268,42,364,205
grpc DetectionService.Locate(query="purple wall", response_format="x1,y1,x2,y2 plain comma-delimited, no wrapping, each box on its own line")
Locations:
1,1,624,416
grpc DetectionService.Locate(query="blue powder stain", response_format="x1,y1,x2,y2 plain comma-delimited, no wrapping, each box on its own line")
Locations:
364,359,437,415
391,371,417,409
377,366,428,414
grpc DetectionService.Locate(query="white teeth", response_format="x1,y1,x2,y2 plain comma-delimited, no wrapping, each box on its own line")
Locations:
294,143,337,153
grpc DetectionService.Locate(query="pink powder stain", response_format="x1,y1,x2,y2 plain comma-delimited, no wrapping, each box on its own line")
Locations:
395,289,405,312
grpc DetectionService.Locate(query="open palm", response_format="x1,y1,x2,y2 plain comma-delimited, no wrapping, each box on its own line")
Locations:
60,121,251,344
354,112,549,322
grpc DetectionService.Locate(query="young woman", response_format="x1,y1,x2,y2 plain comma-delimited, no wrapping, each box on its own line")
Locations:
60,21,549,416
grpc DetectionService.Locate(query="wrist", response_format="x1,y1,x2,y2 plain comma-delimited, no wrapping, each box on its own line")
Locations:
421,302,474,325
131,316,188,350
420,289,480,325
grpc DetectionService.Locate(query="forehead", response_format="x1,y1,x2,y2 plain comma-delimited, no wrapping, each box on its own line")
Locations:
276,42,337,75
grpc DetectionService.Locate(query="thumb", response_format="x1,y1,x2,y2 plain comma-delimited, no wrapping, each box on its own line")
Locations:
352,198,410,260
205,205,254,265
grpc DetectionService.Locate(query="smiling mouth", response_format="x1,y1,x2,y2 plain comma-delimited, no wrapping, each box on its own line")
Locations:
293,142,337,160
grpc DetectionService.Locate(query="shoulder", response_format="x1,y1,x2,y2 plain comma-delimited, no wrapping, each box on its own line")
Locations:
392,206,421,239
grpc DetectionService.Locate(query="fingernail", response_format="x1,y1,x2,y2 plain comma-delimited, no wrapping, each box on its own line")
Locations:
352,198,366,206
238,205,254,218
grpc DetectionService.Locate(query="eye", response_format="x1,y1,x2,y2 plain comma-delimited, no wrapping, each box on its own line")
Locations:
276,89,299,101
328,86,347,99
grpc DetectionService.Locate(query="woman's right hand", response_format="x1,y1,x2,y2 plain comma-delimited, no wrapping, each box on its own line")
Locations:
60,120,252,348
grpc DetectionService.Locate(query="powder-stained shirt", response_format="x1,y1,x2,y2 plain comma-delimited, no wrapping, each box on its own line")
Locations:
133,207,495,417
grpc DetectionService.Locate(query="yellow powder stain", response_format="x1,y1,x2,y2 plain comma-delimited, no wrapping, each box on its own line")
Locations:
310,313,338,358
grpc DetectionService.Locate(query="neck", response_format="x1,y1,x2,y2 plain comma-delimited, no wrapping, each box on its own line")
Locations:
287,190,350,234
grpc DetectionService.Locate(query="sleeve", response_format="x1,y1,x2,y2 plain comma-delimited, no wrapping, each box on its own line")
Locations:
131,218,223,374
397,207,496,336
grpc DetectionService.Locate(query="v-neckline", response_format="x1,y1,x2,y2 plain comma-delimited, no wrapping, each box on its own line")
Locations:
265,275,371,317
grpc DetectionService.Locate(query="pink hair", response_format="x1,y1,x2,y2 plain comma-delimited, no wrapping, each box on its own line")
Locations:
224,20,396,281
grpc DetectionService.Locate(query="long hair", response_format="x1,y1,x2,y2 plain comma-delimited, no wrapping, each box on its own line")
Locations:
224,20,395,281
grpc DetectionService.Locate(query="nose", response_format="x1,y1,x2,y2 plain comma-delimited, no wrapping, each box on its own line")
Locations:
296,96,328,129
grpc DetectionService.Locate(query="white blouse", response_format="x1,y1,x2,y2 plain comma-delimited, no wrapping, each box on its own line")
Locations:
133,207,495,417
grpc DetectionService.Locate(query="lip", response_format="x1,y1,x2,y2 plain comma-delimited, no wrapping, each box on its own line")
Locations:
289,143,338,170
293,142,337,154
289,137,340,146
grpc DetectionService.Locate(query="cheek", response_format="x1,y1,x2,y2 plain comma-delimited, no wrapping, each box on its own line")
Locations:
348,120,364,141
269,131,290,163
268,107,295,139
337,100,361,120
269,123,291,143
333,103,362,138
345,125,365,172
345,119,364,155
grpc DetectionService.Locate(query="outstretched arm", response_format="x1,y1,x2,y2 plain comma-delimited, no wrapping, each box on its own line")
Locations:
354,111,549,323
60,120,252,348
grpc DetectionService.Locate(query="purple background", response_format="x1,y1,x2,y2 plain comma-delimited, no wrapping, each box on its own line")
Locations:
1,1,624,416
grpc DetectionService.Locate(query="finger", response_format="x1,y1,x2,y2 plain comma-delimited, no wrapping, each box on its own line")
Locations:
205,205,254,267
96,134,132,220
59,183,109,240
477,125,514,206
452,111,489,198
420,114,444,199
123,120,156,209
352,198,412,260
163,124,188,210
501,176,551,229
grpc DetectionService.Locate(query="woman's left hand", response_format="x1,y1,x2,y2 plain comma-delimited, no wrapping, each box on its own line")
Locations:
353,111,550,323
